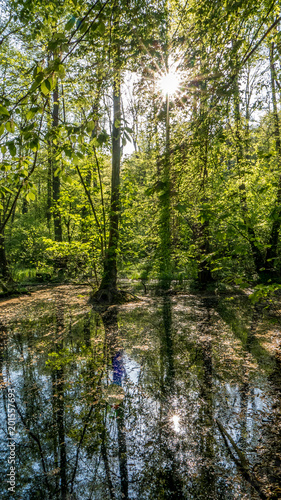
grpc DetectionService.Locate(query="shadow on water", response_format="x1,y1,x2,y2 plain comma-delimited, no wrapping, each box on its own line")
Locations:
0,287,281,498
213,295,281,499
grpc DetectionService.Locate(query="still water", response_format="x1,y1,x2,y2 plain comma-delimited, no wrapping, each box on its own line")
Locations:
0,285,281,499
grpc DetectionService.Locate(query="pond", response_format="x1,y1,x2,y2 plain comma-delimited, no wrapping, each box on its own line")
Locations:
0,285,281,499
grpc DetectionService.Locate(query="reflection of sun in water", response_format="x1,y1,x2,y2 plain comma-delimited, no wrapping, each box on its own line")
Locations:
172,414,180,433
158,72,181,96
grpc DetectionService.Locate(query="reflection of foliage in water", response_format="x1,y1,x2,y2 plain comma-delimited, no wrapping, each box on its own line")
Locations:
0,286,280,498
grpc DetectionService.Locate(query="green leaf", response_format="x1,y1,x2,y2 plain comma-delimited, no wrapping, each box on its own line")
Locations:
96,22,105,35
33,65,44,78
26,107,39,120
7,142,16,157
65,16,76,31
30,138,39,151
5,120,15,133
61,173,73,183
40,80,50,96
0,104,9,117
63,147,72,158
0,124,5,135
3,186,14,194
27,191,36,201
30,72,44,91
72,154,79,165
79,21,89,34
124,131,131,142
97,131,109,145
86,120,96,132
58,64,65,78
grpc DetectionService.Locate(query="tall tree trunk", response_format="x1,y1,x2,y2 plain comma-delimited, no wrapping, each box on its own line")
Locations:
159,92,172,289
47,97,52,227
233,67,264,274
196,68,213,287
0,232,9,281
52,84,62,242
266,42,281,270
47,138,52,227
96,58,121,301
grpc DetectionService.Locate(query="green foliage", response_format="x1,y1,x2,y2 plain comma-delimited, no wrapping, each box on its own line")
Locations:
1,0,281,291
37,238,93,278
249,283,281,304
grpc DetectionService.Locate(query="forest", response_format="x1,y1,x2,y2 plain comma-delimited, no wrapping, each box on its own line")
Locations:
1,0,281,299
1,1,281,499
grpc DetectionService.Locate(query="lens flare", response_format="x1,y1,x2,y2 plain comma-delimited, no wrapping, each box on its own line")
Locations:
158,72,180,96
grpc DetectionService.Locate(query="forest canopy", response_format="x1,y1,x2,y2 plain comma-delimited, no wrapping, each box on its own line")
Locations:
1,0,281,300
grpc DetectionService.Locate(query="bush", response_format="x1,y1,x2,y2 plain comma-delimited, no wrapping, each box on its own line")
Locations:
37,239,94,279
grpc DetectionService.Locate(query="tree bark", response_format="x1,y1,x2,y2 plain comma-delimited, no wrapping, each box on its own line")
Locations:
196,64,213,287
266,42,281,270
0,232,9,281
159,92,172,289
233,64,264,274
52,84,63,242
96,59,121,301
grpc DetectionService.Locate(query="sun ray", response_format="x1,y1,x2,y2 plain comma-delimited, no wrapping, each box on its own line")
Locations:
158,71,181,96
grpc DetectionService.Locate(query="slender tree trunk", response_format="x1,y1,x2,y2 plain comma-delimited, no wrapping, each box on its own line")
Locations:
47,139,52,226
196,76,213,287
266,42,281,270
0,232,9,281
233,67,264,273
159,92,171,289
45,93,52,228
52,84,62,242
96,59,121,300
22,197,28,215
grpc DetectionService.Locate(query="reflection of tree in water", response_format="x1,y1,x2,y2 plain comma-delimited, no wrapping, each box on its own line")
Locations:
20,295,68,499
1,290,281,499
186,297,217,499
137,296,185,499
214,296,281,498
253,306,281,499
101,307,128,500
0,318,9,496
52,295,67,499
0,295,108,499
197,298,215,497
158,297,184,499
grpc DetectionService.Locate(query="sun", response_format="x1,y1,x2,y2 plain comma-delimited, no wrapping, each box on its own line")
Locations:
158,71,181,96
